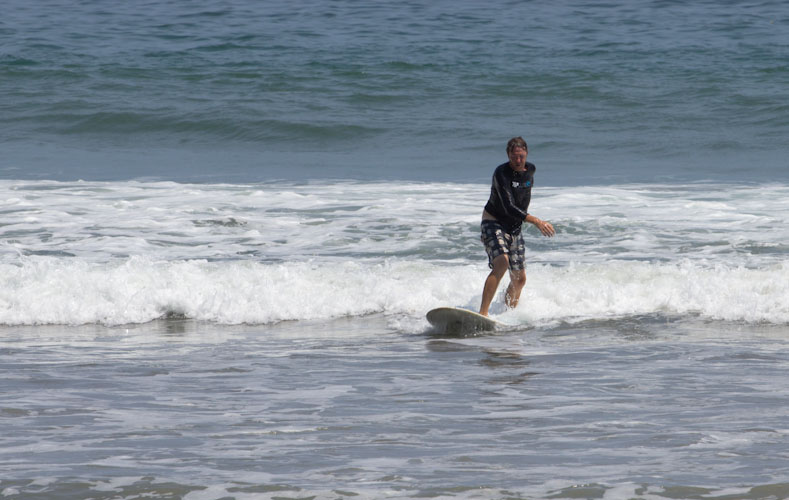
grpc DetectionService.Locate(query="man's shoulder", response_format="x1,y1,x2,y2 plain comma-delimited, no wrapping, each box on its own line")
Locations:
527,161,536,172
493,162,512,177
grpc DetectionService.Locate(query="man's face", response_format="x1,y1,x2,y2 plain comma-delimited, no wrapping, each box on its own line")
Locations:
508,146,528,170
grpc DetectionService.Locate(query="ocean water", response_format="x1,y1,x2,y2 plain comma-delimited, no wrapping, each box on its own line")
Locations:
2,1,789,499
3,0,788,184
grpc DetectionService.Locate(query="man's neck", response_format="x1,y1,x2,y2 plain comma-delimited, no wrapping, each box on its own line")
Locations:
509,162,526,172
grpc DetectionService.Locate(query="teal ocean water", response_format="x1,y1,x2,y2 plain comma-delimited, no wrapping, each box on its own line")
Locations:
2,2,789,499
2,0,788,183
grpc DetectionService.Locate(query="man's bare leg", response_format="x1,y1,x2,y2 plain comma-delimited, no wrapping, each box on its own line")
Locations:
479,255,510,316
504,269,526,309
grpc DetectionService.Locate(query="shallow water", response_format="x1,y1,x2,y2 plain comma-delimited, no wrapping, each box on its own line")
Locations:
3,317,789,499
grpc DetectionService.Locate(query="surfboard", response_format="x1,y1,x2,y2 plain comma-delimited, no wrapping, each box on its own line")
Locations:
426,307,499,335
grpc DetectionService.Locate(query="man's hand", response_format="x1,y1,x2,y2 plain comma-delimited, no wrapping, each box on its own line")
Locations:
528,216,555,237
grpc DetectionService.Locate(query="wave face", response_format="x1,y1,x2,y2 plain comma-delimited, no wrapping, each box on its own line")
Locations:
1,180,787,326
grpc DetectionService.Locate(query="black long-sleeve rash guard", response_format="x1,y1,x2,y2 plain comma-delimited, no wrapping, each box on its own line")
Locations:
483,161,535,233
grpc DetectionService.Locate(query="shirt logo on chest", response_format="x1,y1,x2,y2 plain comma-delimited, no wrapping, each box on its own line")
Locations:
512,180,532,188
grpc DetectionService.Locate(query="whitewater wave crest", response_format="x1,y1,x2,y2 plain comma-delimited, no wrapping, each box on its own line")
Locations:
1,256,787,327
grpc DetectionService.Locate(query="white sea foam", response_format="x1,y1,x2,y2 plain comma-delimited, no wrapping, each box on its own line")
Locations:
1,180,787,326
0,256,786,326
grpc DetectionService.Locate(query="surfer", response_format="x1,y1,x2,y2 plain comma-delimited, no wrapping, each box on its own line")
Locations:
479,137,555,316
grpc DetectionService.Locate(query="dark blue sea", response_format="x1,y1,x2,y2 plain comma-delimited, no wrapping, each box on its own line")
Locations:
2,1,789,499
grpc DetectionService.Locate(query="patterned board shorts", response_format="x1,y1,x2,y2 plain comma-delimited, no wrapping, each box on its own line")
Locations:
480,220,526,271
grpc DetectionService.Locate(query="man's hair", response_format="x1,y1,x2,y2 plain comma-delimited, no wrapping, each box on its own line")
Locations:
506,136,528,154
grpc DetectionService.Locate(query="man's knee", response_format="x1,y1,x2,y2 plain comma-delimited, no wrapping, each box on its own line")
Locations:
510,269,526,287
